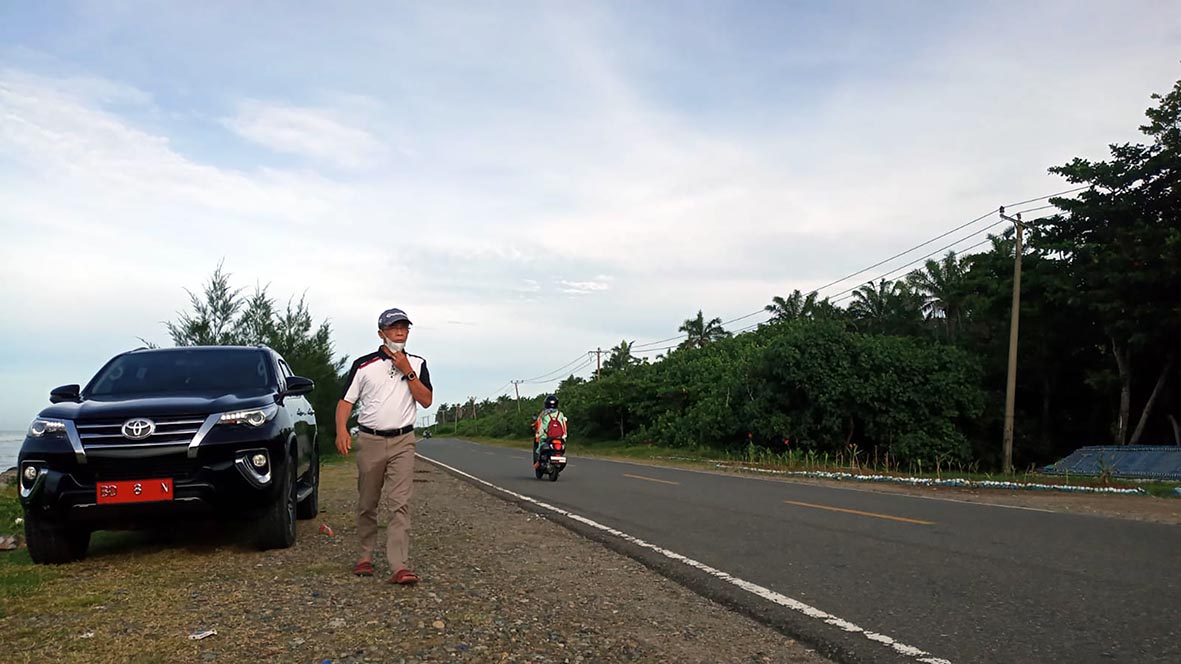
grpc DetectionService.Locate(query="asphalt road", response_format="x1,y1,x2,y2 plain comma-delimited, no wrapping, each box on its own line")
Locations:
418,437,1180,664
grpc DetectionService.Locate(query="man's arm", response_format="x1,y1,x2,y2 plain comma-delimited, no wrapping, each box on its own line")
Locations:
407,375,432,407
336,356,367,456
335,400,354,455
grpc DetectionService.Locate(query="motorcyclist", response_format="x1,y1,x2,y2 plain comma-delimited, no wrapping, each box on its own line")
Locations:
533,394,568,466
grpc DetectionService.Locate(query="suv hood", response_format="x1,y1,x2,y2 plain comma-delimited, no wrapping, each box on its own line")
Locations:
38,389,276,421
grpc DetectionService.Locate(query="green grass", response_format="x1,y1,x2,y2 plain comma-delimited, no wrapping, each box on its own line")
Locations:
0,480,23,538
0,549,59,602
321,450,350,466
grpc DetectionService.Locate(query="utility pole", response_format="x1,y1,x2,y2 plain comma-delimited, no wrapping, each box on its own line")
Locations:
999,206,1024,475
511,380,523,415
595,347,602,380
469,396,476,420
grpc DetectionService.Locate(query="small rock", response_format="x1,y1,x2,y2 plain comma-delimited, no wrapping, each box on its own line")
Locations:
432,620,446,630
329,617,347,629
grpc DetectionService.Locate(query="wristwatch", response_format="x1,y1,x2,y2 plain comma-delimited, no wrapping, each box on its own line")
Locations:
405,371,418,381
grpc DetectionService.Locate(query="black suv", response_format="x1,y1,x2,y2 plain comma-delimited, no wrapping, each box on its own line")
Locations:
17,346,320,564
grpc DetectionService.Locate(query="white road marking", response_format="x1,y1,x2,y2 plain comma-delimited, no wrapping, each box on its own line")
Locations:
418,452,953,664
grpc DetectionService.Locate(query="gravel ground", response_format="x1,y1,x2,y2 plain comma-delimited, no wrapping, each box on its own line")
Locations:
0,458,829,664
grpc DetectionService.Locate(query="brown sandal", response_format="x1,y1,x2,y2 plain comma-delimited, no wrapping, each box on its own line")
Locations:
352,560,374,576
390,568,419,585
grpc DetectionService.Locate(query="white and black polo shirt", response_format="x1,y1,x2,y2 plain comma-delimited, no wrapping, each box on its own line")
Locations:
341,348,433,430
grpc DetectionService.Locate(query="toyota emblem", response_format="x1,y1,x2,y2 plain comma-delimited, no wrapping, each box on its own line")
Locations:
121,418,156,440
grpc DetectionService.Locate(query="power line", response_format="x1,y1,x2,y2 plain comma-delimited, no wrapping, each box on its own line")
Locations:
850,212,1059,301
477,381,512,403
633,188,1082,351
828,221,1006,301
829,235,999,306
1007,203,1055,215
1003,186,1086,209
523,356,596,384
632,333,688,350
731,234,1001,333
733,318,770,335
634,208,1001,348
807,209,1000,299
631,344,677,355
520,352,591,383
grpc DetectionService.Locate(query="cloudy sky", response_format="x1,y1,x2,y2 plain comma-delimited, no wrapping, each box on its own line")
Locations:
1,1,1178,430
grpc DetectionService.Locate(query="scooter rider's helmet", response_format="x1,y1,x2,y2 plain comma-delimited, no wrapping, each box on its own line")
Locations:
544,395,559,410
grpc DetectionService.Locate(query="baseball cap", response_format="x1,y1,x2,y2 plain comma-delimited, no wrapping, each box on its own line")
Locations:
378,308,413,328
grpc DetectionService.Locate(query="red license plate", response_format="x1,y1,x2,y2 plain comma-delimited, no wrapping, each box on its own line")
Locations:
96,478,174,505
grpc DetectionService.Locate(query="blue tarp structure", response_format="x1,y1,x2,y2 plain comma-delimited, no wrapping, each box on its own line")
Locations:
1043,445,1181,480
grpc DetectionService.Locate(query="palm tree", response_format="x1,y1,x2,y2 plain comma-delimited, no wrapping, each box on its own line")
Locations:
847,280,923,334
906,250,967,340
848,280,895,321
601,339,639,374
678,310,730,349
764,289,818,322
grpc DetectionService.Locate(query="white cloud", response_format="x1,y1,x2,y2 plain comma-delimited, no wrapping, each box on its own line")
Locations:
558,279,611,295
223,100,386,169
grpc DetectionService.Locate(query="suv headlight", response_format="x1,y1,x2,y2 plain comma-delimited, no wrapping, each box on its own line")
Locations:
219,404,279,428
28,418,67,437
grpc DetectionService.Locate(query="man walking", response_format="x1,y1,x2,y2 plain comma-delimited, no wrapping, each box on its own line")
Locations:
336,307,433,585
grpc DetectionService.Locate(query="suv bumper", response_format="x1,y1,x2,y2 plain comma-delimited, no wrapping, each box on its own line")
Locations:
20,436,291,527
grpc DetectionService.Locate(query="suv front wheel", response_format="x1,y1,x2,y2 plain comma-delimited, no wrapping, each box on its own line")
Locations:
25,512,90,564
255,453,297,550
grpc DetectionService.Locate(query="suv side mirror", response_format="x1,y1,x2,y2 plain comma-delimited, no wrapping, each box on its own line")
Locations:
284,376,315,396
50,384,81,403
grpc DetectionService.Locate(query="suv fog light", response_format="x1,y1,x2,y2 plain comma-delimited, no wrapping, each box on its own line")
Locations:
251,454,268,468
23,466,39,482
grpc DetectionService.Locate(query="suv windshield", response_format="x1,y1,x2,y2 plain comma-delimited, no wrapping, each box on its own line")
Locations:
88,349,274,396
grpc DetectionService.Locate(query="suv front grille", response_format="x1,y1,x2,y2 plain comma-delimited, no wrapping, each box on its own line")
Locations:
82,454,199,482
76,416,207,446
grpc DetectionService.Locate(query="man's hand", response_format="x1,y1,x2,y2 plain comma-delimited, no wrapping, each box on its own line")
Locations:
392,351,413,376
335,400,355,455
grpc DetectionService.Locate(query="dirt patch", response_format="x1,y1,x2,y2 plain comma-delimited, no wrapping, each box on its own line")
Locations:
0,460,830,664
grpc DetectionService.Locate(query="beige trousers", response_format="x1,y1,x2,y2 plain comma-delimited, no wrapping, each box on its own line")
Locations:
355,431,416,571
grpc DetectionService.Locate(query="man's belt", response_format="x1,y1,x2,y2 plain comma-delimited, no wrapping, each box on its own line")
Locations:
358,424,415,437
